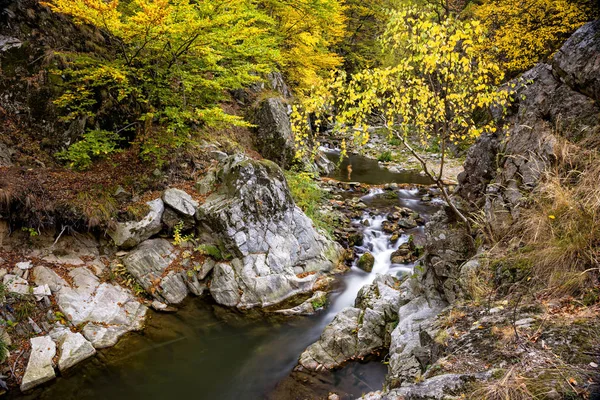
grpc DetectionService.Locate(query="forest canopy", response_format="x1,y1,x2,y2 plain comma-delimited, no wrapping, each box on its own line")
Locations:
40,0,596,169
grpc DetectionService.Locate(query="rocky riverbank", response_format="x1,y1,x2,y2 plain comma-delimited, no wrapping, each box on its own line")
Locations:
0,152,348,394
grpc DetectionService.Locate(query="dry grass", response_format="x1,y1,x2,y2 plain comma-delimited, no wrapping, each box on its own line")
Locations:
491,325,517,345
471,364,588,400
471,366,535,400
440,308,467,328
512,142,600,297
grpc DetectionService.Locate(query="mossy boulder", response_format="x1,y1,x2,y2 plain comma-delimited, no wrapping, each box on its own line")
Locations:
358,252,375,272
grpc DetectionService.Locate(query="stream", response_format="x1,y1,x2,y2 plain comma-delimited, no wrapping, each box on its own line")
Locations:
28,155,439,400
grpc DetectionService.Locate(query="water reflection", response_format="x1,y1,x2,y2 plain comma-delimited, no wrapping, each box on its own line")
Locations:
325,151,432,185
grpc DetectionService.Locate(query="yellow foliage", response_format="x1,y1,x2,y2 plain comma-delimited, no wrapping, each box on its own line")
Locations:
292,5,512,164
262,0,346,91
471,0,595,76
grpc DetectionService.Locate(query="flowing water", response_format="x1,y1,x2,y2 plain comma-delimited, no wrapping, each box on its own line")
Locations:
25,156,439,400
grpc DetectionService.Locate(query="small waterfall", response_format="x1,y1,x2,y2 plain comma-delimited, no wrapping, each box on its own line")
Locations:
360,188,385,200
324,212,418,319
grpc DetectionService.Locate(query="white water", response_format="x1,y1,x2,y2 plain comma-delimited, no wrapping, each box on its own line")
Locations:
324,210,420,321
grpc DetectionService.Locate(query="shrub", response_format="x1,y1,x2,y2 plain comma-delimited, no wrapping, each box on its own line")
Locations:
56,129,121,170
377,151,393,162
195,244,227,260
284,171,336,237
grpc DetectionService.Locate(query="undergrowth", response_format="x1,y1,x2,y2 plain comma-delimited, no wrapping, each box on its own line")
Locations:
284,170,336,238
510,143,600,297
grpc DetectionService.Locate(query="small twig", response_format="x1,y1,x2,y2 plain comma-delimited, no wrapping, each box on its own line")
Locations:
52,225,67,248
10,350,24,378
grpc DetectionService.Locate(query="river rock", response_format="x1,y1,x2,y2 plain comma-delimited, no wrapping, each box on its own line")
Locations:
20,336,56,392
56,267,147,348
109,199,164,249
390,240,419,264
299,275,404,370
52,329,96,372
386,296,446,387
122,239,189,305
357,252,375,272
381,221,398,234
197,154,343,309
362,372,491,400
252,97,295,169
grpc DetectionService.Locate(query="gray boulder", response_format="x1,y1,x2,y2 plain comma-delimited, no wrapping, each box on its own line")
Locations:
162,188,198,217
418,211,475,303
552,19,600,102
386,296,446,387
197,154,343,309
299,275,404,370
33,266,67,293
109,199,164,249
20,336,56,392
362,372,491,400
3,274,29,295
253,97,296,169
122,239,188,305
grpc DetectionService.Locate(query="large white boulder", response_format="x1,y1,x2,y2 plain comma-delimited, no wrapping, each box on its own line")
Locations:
20,336,56,391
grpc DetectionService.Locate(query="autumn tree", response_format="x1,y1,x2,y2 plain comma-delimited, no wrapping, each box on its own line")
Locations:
470,0,595,76
336,0,397,73
260,0,347,90
292,4,512,231
43,0,280,167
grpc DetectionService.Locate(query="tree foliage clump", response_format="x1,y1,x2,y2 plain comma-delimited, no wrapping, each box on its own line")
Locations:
336,0,398,73
292,4,512,228
262,0,347,90
43,0,280,166
471,0,596,76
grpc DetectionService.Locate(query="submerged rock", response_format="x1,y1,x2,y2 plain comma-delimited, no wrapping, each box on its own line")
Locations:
109,199,164,249
20,336,56,391
274,291,328,316
197,154,343,309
